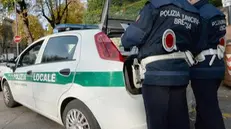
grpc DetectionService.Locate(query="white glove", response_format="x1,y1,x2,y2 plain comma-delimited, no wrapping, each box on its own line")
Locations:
217,45,225,59
185,51,195,67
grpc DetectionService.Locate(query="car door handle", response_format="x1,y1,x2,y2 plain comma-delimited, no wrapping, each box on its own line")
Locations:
27,70,32,75
59,68,71,76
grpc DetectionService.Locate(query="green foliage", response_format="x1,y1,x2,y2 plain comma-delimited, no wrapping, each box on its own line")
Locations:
84,0,147,24
87,0,104,11
84,0,223,24
59,1,85,24
1,0,31,12
109,0,147,21
83,0,104,24
1,0,15,11
83,9,102,24
209,0,222,7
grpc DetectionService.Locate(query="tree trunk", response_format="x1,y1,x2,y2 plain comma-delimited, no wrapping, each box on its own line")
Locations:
22,17,34,44
5,46,8,61
49,21,56,29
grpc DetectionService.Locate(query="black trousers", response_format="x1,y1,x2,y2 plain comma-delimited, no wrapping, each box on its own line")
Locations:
191,79,226,129
142,85,190,129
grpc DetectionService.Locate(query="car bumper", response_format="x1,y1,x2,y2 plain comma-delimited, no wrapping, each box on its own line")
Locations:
85,87,147,129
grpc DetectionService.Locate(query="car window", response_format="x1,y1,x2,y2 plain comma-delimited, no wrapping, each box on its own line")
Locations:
18,40,44,67
41,36,78,63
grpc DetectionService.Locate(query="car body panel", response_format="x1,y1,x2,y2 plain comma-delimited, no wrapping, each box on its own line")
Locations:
0,63,12,90
58,86,146,129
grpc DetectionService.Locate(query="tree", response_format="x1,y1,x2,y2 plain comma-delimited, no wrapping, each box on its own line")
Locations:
0,19,14,56
1,0,34,44
36,0,84,28
12,15,45,45
60,1,85,24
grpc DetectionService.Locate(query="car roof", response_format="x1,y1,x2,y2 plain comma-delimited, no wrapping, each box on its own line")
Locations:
49,29,99,38
53,24,99,33
33,29,100,44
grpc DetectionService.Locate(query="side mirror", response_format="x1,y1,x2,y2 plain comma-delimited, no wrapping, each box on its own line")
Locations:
6,61,16,72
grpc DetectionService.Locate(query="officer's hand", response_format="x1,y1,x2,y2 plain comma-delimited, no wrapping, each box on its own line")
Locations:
217,45,225,59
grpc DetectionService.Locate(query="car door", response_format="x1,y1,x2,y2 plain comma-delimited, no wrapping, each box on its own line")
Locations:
12,39,44,108
32,34,81,117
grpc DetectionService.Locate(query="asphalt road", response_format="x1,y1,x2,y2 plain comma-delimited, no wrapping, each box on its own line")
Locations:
0,85,231,129
0,92,64,129
219,85,231,129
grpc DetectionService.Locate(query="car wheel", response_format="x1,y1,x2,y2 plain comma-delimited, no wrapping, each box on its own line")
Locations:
62,99,101,129
2,81,18,108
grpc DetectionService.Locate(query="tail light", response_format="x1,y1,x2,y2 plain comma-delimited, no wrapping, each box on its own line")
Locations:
94,32,124,62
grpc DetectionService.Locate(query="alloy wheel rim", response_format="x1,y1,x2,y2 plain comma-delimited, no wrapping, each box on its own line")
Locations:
66,109,90,129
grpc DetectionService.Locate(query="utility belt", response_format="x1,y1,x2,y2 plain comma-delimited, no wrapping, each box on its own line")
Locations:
195,45,225,66
132,51,194,88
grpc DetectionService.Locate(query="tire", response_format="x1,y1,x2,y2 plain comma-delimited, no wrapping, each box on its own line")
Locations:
62,99,101,129
2,81,18,108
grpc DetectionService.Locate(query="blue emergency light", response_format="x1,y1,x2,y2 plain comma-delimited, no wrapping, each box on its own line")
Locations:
53,24,99,33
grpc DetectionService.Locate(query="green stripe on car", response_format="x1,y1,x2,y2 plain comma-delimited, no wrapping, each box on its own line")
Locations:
4,71,125,87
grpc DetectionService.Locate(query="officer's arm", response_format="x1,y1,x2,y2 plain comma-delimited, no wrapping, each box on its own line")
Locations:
209,16,227,44
121,3,158,49
193,18,209,55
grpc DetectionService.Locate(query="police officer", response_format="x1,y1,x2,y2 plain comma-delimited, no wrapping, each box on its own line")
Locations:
188,0,227,129
121,0,200,129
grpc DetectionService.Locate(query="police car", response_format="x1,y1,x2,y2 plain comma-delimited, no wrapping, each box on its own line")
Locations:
0,63,7,91
1,0,195,129
0,62,13,91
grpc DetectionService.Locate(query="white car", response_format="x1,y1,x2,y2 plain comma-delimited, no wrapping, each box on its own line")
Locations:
1,0,195,129
0,62,13,91
2,29,149,129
